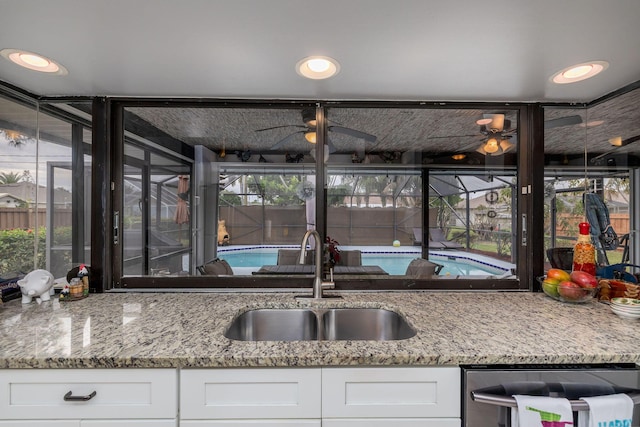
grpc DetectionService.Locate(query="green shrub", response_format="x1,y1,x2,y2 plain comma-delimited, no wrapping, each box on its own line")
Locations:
0,227,73,277
0,228,45,275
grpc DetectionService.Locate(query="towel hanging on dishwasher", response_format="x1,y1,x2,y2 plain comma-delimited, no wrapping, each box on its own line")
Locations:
577,393,633,427
512,395,574,427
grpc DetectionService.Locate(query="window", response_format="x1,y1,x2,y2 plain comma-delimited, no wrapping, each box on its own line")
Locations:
115,103,524,290
0,88,91,281
543,88,640,275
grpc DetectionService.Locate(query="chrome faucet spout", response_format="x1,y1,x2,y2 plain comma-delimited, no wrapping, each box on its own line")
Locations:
299,230,333,299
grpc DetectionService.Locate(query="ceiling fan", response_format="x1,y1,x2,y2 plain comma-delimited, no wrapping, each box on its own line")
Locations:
256,108,377,152
438,114,517,157
474,114,517,156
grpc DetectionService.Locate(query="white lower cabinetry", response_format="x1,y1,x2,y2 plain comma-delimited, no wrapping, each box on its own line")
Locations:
180,368,321,426
180,367,460,426
322,367,460,427
0,366,459,426
0,369,177,426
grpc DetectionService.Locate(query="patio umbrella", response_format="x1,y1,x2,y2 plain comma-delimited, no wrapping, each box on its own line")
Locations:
174,175,190,225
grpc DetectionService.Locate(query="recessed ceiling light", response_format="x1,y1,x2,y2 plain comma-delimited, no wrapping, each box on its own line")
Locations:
451,153,466,160
551,61,608,84
0,48,68,74
296,56,340,80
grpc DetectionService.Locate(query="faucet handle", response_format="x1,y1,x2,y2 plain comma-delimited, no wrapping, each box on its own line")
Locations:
321,281,335,290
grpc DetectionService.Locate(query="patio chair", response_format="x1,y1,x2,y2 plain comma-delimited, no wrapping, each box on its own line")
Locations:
197,258,234,275
428,228,464,250
405,258,443,278
338,250,362,266
546,247,574,270
277,249,311,265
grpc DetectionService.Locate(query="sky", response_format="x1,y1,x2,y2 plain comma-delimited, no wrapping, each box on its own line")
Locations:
0,133,79,190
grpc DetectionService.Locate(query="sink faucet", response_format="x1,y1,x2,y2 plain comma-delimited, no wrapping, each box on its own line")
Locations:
299,229,335,299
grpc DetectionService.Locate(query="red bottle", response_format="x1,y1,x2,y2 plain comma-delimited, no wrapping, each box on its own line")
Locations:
572,222,596,276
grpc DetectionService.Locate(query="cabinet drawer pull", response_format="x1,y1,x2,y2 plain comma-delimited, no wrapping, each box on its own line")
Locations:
64,390,97,401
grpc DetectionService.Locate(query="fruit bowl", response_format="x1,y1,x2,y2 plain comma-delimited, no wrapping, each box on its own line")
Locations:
537,276,599,303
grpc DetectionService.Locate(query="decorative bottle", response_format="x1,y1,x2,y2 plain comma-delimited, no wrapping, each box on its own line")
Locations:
572,222,596,276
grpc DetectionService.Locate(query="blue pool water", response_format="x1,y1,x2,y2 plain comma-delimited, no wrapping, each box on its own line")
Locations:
218,247,509,276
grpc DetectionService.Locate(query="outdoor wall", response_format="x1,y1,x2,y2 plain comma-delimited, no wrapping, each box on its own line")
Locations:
219,205,422,246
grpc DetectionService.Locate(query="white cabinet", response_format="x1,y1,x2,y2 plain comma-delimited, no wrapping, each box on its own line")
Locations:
0,369,177,426
322,367,460,426
180,368,321,426
180,367,460,426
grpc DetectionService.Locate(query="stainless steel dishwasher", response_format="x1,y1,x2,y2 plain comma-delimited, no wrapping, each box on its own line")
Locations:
463,364,640,427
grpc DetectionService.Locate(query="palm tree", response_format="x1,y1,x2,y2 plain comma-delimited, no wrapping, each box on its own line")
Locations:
0,171,23,184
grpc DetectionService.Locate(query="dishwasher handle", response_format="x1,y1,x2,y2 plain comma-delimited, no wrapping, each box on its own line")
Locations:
471,391,640,411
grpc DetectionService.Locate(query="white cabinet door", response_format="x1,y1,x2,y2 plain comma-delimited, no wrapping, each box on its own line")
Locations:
322,367,461,419
0,422,79,427
323,419,460,426
0,369,177,421
180,421,321,426
81,421,177,427
181,368,321,420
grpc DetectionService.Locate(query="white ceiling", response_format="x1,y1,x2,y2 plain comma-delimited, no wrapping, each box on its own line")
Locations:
1,0,639,102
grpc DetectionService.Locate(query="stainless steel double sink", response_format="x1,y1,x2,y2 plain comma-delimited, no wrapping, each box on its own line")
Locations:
224,307,416,341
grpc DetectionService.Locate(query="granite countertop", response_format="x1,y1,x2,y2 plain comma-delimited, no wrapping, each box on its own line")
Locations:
0,291,637,369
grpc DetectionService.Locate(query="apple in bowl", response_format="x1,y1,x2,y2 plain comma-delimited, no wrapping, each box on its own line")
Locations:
570,270,598,288
557,279,599,303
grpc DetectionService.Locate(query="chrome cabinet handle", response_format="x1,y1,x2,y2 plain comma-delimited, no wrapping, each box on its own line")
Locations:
64,390,97,401
471,391,640,410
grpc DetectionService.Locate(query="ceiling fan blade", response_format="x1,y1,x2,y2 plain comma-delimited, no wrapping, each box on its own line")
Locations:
256,124,305,132
269,131,304,150
329,125,377,143
545,115,583,129
457,139,485,152
429,134,479,139
327,141,337,153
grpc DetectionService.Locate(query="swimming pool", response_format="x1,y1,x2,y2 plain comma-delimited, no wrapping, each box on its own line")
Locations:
217,246,513,276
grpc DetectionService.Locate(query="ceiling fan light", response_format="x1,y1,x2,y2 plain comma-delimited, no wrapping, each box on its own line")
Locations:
302,108,317,127
483,137,500,154
476,118,492,126
609,136,623,147
499,139,514,153
304,131,317,143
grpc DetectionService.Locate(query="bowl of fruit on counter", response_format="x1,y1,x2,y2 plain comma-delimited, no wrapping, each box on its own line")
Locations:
538,269,599,303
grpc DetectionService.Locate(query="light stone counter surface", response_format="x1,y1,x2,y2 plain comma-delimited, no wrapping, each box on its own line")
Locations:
0,291,637,369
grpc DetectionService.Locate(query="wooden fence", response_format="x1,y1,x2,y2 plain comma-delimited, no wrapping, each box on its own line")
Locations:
556,213,629,236
0,208,72,230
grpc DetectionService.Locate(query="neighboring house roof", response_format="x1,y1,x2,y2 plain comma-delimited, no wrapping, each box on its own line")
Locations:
0,182,71,205
0,193,26,202
455,193,509,210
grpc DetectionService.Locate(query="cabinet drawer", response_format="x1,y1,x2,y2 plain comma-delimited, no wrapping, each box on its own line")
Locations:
180,368,321,420
322,367,460,419
0,369,177,420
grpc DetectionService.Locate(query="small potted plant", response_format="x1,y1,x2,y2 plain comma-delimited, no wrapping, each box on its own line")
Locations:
324,236,341,273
